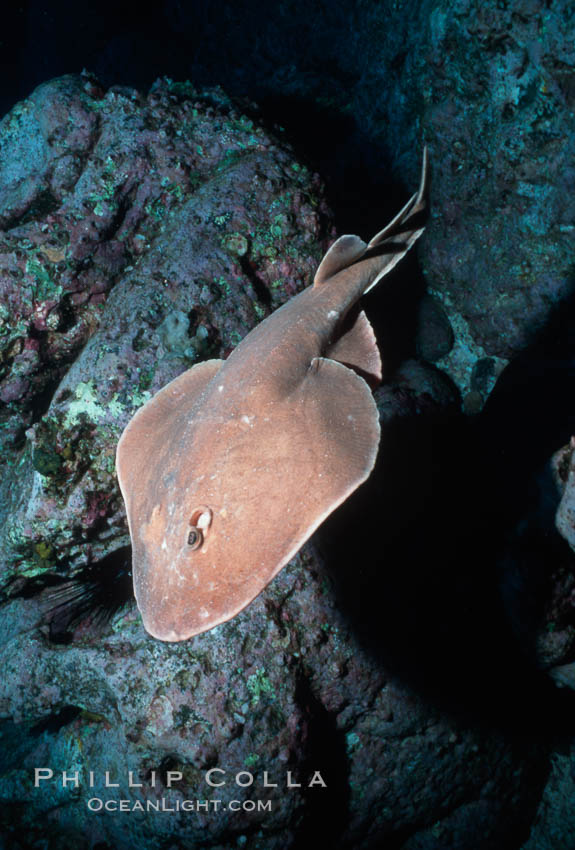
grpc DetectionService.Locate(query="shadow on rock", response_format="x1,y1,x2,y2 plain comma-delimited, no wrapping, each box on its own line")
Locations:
318,370,575,739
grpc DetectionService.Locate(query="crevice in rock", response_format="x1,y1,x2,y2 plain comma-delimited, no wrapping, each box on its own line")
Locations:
5,188,61,229
30,705,81,737
238,253,272,311
26,371,65,427
257,93,402,236
292,674,350,848
40,546,134,644
3,571,62,604
56,292,81,335
98,188,134,244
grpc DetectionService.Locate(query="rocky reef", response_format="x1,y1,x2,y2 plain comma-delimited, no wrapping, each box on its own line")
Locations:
0,72,331,588
320,0,575,407
2,0,575,842
0,72,547,849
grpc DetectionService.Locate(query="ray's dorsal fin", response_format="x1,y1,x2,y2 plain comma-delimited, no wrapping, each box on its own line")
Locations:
116,359,222,511
326,309,382,386
313,234,367,286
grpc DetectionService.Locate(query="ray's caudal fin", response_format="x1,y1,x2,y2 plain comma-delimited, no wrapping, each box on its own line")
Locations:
116,147,429,641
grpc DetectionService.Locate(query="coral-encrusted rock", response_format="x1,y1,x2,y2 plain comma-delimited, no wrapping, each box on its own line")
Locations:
552,439,575,553
421,0,575,360
376,357,459,422
356,0,575,394
533,441,575,675
0,540,544,850
0,73,331,586
521,749,575,850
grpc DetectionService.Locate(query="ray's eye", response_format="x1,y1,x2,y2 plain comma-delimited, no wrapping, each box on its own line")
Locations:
187,528,203,549
186,505,212,551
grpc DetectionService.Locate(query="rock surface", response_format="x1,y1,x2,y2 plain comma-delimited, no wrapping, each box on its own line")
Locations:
0,524,546,850
337,0,575,397
0,73,563,850
0,72,331,589
553,440,575,554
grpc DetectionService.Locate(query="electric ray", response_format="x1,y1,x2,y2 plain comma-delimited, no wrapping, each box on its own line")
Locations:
116,149,429,641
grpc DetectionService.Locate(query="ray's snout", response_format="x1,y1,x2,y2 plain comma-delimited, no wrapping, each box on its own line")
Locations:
137,589,197,642
142,619,188,643
132,545,212,641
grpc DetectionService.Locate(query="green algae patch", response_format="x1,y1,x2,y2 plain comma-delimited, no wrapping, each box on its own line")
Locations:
222,232,249,256
26,257,63,303
63,382,149,429
246,668,276,706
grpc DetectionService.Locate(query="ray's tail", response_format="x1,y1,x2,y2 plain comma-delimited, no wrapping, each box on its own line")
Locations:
313,147,429,292
363,145,429,292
